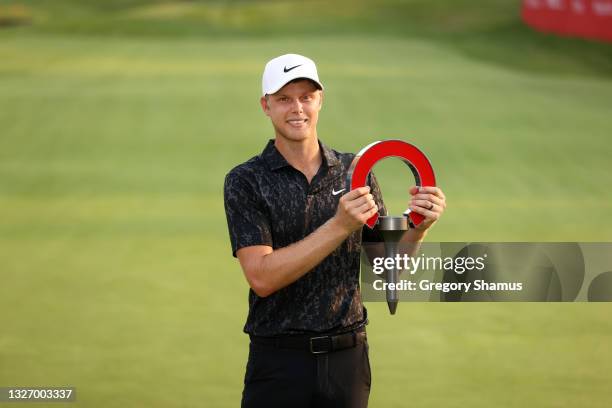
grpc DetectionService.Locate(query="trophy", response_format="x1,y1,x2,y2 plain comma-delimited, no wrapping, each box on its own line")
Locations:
347,140,436,314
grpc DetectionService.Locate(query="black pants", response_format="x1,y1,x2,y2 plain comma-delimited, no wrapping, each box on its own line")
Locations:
241,333,371,408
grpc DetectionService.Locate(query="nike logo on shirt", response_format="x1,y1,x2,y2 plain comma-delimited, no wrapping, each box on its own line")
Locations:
332,188,346,196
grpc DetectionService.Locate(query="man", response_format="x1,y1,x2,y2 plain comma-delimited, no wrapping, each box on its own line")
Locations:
224,54,446,407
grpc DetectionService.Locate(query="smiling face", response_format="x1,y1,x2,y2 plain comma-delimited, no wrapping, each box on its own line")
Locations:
260,79,323,143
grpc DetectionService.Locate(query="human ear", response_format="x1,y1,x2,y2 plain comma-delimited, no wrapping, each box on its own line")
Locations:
260,96,271,117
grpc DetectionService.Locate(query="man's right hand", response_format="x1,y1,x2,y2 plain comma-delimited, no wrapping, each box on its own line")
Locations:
333,186,378,234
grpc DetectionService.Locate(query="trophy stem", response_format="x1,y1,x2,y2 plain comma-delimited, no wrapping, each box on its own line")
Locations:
376,217,409,315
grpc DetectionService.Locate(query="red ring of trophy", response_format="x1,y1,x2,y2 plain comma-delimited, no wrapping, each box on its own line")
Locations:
347,139,437,229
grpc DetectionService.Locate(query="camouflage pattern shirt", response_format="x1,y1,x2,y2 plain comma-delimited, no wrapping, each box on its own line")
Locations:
224,139,386,336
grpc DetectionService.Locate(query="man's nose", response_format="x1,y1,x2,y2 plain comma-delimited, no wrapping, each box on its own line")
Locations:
290,98,303,112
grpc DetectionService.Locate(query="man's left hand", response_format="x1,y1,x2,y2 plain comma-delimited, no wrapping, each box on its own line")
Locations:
407,186,446,231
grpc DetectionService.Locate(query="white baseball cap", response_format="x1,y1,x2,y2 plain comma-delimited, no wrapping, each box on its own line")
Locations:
261,54,324,96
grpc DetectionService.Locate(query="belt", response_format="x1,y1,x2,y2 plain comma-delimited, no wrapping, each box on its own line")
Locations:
250,327,366,354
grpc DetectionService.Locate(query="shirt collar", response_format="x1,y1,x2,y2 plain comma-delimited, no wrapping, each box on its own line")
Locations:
261,139,340,171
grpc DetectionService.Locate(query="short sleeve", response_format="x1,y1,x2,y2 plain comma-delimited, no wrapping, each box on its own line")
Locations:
361,171,387,243
224,172,273,257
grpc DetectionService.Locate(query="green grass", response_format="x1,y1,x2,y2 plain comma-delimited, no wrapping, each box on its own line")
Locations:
1,1,612,407
3,0,612,77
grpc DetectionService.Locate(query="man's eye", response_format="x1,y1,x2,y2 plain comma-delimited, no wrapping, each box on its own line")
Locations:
279,97,289,102
302,96,312,101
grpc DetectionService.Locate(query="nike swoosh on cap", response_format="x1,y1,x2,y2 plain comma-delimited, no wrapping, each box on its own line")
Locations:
283,64,302,73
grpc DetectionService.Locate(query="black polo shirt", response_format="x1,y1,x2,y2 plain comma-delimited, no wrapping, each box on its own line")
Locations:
224,139,386,336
